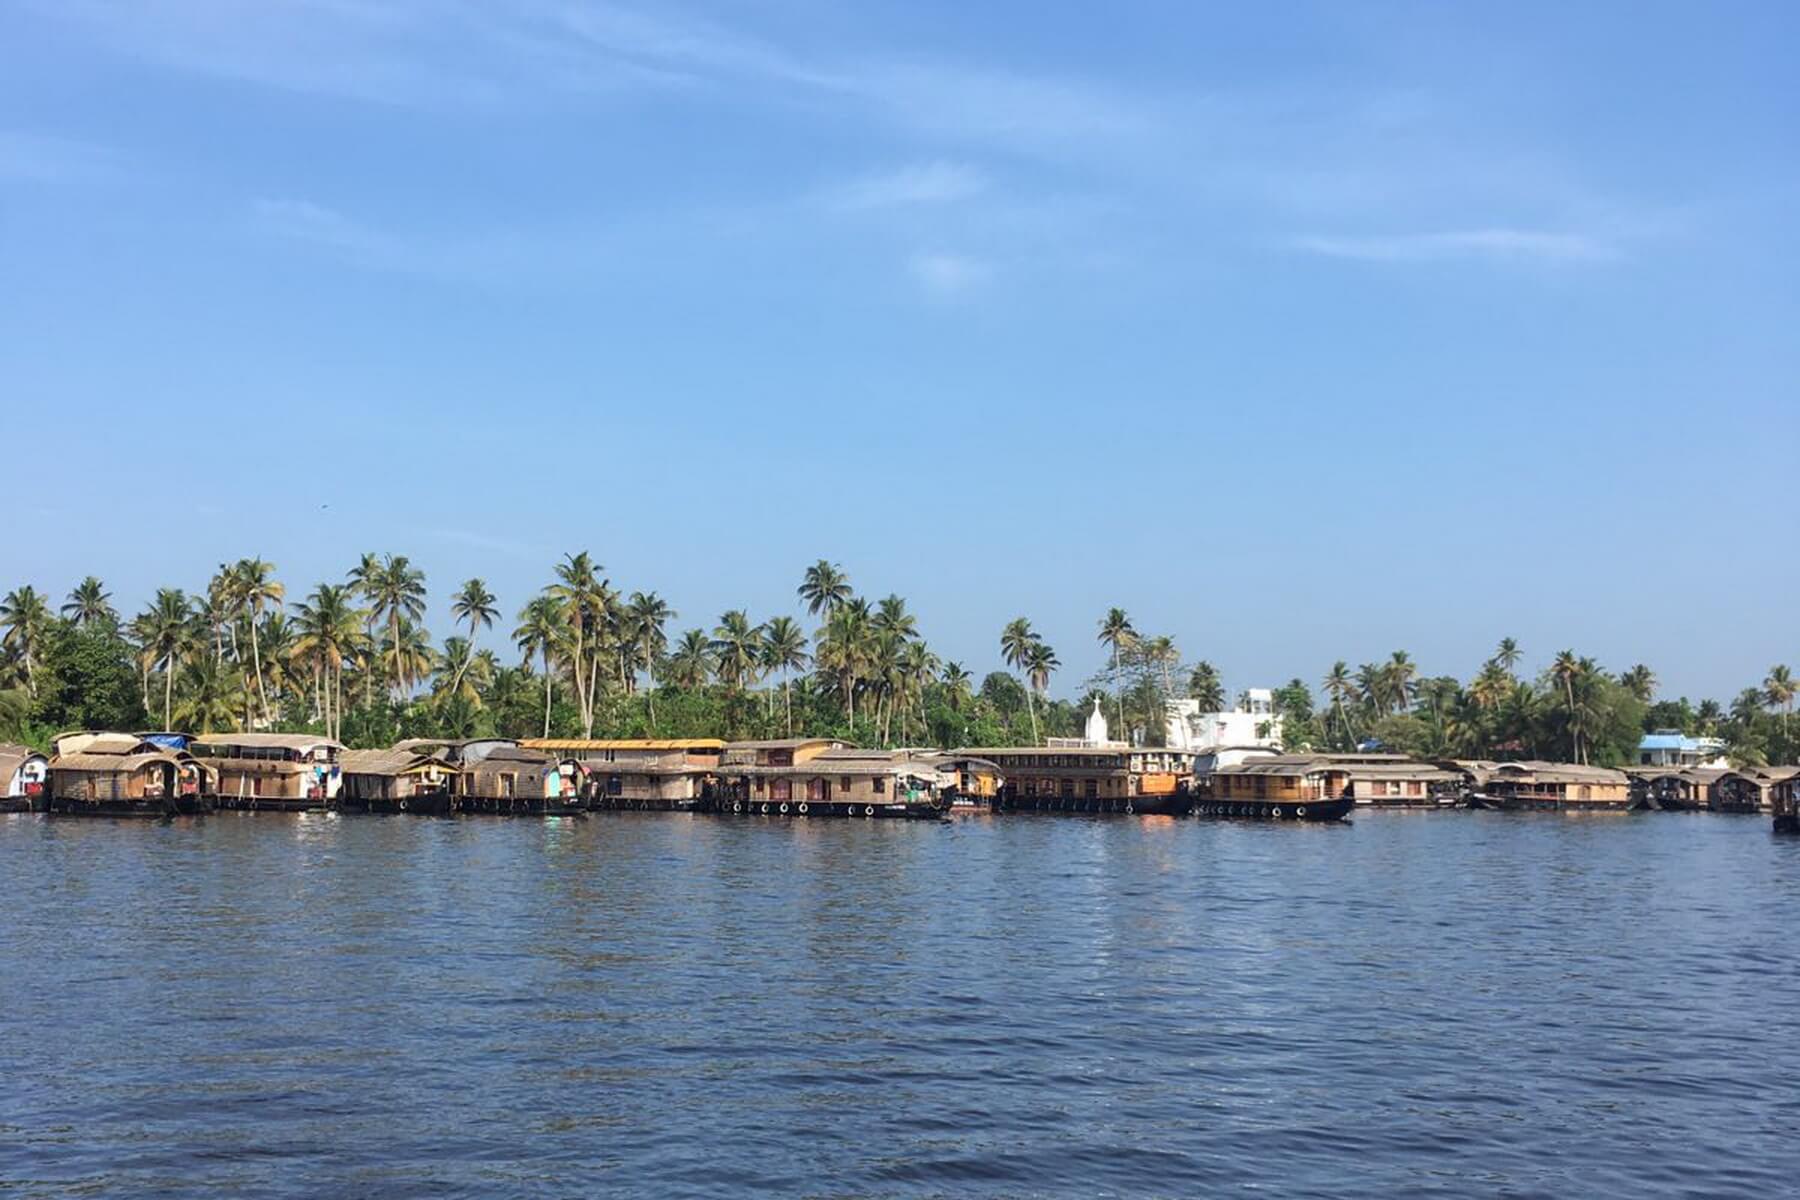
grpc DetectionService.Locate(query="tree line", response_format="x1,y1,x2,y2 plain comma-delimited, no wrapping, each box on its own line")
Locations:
1,565,1793,767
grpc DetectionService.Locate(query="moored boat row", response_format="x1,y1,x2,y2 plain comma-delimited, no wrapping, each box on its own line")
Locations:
12,728,1797,830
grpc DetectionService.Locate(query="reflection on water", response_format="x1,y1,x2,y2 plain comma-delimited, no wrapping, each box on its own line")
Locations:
3,810,1799,1197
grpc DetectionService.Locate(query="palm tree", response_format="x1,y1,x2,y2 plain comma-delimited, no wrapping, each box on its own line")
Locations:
815,603,872,725
513,595,564,738
546,552,609,737
1620,664,1656,704
61,576,116,628
1188,661,1225,712
1386,651,1418,714
0,586,52,696
141,588,196,730
1000,617,1042,744
895,640,940,745
797,560,852,617
292,584,363,740
871,594,918,643
173,654,239,736
1025,641,1060,733
1144,635,1179,700
1550,650,1584,762
1322,660,1356,745
1766,665,1796,736
666,629,714,692
761,615,810,736
231,558,284,725
362,554,427,700
1097,608,1137,733
381,617,437,698
624,591,674,728
1355,662,1385,717
448,578,499,696
710,610,763,692
1493,637,1522,675
940,662,972,712
434,637,491,706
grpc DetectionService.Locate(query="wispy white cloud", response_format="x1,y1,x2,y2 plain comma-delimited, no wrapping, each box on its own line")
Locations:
907,252,991,295
1287,228,1620,264
822,161,987,211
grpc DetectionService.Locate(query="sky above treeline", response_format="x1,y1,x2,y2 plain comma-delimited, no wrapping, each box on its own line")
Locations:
3,1,1796,703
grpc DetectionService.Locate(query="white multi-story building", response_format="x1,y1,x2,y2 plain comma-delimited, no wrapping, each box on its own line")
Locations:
1166,687,1283,755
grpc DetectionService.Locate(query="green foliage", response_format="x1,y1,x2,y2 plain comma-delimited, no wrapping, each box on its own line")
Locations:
29,619,148,740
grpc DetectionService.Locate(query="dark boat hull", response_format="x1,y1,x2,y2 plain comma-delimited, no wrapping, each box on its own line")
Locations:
334,793,456,816
47,794,212,818
454,796,588,817
714,796,949,820
1470,794,1632,813
990,793,1192,817
1193,795,1355,822
1775,813,1800,834
587,796,704,814
212,796,327,813
2,796,47,814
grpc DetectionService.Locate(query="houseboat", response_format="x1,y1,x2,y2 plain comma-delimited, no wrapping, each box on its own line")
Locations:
454,743,586,815
928,753,1004,808
1468,761,1632,811
520,738,722,812
1711,766,1796,813
1,743,49,812
1625,766,1718,811
960,745,1195,816
190,733,344,811
337,747,456,815
1312,754,1462,808
1199,755,1357,821
713,739,951,818
46,732,212,817
1774,775,1800,833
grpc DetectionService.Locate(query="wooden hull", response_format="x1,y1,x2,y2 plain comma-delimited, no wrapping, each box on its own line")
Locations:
47,794,212,818
1195,796,1354,822
212,795,327,813
713,796,949,820
1469,793,1631,813
587,796,703,813
454,796,588,817
334,793,456,816
991,793,1192,817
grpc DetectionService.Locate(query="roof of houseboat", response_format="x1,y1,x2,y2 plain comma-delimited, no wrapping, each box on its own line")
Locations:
724,737,852,751
0,744,47,776
1489,761,1630,784
189,733,345,751
519,738,725,752
50,731,152,756
340,748,452,776
50,750,189,772
461,745,555,770
953,745,1137,759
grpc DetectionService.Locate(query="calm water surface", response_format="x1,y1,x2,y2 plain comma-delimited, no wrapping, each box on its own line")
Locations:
3,810,1798,1197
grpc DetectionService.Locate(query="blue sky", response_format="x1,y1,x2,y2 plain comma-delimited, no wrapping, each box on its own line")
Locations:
3,0,1795,702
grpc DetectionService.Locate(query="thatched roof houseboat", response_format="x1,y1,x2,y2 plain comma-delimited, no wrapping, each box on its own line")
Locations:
338,747,456,814
1773,774,1800,833
189,733,344,810
1625,766,1723,810
715,741,951,818
519,738,723,810
0,743,49,811
1474,761,1632,811
455,744,584,815
47,733,211,817
1201,755,1359,821
1712,765,1798,813
953,745,1194,815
